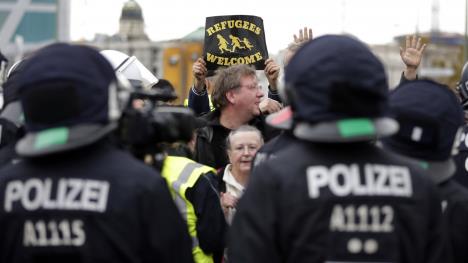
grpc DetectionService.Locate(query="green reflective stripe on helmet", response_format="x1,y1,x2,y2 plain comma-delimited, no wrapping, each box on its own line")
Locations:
338,118,375,138
419,161,429,170
34,127,69,150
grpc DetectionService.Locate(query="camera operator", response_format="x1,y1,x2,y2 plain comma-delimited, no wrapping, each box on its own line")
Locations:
0,43,194,263
102,50,227,263
144,98,227,263
161,132,227,263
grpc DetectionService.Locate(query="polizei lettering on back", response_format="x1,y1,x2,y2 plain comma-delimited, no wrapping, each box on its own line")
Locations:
306,164,413,198
4,178,110,212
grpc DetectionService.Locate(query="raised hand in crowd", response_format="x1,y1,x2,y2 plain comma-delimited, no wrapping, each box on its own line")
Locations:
293,26,313,45
192,57,208,92
264,58,280,92
259,98,282,114
400,35,427,80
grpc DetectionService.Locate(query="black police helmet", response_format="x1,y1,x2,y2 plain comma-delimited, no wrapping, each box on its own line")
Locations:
15,43,121,157
276,35,398,142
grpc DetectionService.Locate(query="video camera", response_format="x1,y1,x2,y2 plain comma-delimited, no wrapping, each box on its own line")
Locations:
118,88,198,159
99,49,199,162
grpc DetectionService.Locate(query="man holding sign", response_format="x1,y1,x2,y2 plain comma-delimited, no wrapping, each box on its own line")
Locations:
188,16,283,170
188,15,282,116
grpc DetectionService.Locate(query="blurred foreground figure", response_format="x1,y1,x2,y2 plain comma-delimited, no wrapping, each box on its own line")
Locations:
0,43,194,263
228,35,447,263
382,80,468,262
454,62,468,187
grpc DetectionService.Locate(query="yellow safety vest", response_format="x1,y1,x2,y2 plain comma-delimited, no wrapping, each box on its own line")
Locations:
161,156,216,263
183,93,215,112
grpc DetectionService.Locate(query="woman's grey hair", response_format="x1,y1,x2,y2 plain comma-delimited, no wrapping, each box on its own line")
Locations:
226,125,264,150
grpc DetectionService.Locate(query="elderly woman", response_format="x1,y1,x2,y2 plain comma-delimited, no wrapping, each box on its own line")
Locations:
220,125,264,224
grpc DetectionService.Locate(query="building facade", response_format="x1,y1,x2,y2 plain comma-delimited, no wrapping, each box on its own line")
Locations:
83,0,203,104
372,32,464,89
0,0,70,60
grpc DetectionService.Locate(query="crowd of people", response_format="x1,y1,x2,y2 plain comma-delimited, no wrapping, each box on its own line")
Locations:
0,25,467,263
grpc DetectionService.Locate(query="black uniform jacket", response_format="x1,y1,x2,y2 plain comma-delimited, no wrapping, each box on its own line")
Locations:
438,179,468,263
0,141,194,263
453,125,468,188
185,172,227,263
253,131,296,168
228,141,447,263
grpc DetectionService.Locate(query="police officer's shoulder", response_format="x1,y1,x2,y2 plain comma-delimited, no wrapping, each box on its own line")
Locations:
442,179,468,203
99,146,165,182
1,142,159,178
257,132,296,155
250,140,299,183
98,149,170,195
381,148,448,204
249,157,282,192
378,146,433,179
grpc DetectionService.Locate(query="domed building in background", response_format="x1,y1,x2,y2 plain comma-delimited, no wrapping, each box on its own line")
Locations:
82,0,204,104
118,0,149,41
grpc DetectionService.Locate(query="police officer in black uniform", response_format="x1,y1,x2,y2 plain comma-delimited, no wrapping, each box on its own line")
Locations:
0,43,194,263
253,106,296,167
228,35,447,263
381,79,468,262
454,62,468,188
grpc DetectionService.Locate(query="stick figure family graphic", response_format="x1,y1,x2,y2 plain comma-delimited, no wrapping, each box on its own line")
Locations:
216,34,254,54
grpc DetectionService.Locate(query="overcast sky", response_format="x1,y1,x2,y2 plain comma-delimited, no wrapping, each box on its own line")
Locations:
70,0,465,54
